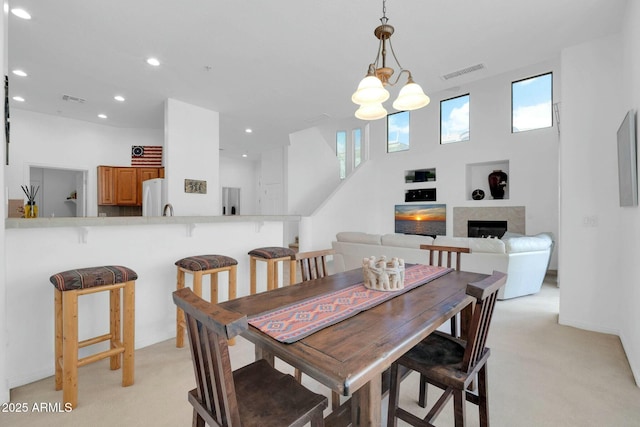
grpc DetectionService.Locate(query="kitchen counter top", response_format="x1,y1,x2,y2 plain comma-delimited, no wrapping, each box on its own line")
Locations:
5,215,301,229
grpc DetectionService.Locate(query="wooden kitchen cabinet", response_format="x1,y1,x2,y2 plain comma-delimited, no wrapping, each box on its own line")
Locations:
115,167,138,205
98,166,164,206
97,166,115,205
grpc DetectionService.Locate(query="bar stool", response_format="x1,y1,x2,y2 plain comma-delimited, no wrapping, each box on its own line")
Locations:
248,247,296,295
175,254,237,348
50,265,137,409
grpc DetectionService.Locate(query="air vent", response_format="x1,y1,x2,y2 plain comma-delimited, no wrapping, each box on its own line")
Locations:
441,64,485,81
62,94,86,104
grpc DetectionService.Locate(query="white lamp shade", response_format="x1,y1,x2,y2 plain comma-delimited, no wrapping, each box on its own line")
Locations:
355,102,388,120
392,81,430,111
352,75,390,105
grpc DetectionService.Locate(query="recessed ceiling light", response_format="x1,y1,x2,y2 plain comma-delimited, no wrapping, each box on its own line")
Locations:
245,128,253,133
12,96,25,102
114,95,125,102
242,153,248,158
146,57,160,67
98,114,108,119
12,69,28,77
11,8,31,20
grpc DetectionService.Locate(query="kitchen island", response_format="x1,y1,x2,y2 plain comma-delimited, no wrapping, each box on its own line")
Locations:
4,215,300,389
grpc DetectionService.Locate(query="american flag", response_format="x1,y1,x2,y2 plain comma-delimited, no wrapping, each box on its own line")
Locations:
131,146,163,167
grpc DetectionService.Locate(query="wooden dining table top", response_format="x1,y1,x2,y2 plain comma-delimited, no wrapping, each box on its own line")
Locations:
219,267,485,426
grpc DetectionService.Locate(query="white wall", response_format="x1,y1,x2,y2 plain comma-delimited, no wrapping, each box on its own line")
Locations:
1,0,8,404
164,99,220,216
299,60,560,270
6,109,163,216
559,34,624,334
559,2,640,385
619,0,640,386
287,126,341,215
220,155,257,215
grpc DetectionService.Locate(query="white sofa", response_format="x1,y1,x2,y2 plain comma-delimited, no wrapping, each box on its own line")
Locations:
331,231,554,300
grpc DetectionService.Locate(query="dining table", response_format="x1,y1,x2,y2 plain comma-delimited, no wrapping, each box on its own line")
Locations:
219,265,487,426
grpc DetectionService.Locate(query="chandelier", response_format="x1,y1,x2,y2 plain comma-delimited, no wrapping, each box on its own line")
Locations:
351,0,430,120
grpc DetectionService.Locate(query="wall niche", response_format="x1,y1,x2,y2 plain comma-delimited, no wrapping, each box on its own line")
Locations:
465,160,509,201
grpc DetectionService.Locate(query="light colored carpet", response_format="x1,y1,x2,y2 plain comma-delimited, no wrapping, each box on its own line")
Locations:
3,277,640,426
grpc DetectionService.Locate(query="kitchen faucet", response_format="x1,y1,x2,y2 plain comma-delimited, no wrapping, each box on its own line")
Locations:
162,203,174,216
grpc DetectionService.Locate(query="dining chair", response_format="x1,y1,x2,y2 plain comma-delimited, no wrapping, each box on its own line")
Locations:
294,248,335,283
420,244,471,337
172,287,327,427
386,270,507,427
292,248,341,410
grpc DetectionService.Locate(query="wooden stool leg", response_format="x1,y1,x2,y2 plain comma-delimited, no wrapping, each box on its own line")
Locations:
210,271,218,303
267,260,275,291
110,287,121,370
227,266,237,346
228,266,237,301
250,256,257,295
62,290,79,409
54,289,63,391
122,281,135,387
176,269,186,348
193,271,203,297
289,259,297,285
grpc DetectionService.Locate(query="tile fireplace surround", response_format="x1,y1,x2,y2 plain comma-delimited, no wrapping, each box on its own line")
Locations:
453,206,525,237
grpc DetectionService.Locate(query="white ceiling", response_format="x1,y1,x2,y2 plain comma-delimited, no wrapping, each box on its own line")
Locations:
7,0,626,159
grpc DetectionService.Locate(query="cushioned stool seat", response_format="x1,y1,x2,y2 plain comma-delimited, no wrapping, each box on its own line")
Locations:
175,255,237,348
248,247,296,294
50,265,137,409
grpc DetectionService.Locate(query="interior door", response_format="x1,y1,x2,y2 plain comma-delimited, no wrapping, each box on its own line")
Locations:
262,183,282,215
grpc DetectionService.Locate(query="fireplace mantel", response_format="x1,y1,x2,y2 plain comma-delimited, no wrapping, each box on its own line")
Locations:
453,206,525,237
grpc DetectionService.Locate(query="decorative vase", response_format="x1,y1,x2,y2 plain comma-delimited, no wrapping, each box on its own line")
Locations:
24,202,38,218
488,170,508,199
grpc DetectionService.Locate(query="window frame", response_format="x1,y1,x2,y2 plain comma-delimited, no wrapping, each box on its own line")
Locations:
352,128,362,168
387,111,410,153
336,130,347,179
511,72,553,133
440,93,470,144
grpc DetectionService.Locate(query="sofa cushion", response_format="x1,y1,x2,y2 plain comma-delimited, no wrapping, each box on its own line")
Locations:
469,237,506,254
432,236,470,248
501,231,525,239
433,236,506,254
336,232,381,245
381,233,434,249
504,236,551,253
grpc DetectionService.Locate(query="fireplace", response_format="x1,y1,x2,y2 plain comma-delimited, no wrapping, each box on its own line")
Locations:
468,220,508,238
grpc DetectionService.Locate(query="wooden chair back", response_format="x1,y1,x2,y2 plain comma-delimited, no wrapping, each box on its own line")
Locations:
461,270,507,372
172,287,248,426
420,244,470,271
295,249,335,282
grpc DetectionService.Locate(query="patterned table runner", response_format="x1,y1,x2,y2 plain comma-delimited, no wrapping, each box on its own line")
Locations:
248,264,452,343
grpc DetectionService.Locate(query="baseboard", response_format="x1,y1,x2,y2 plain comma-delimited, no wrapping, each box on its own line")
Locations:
9,367,53,389
557,316,619,336
8,328,176,389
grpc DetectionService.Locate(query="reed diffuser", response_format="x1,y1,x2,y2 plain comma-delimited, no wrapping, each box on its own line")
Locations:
21,185,39,218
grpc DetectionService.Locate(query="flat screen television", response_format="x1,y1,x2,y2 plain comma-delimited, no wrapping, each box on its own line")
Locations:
394,204,446,236
617,109,638,207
